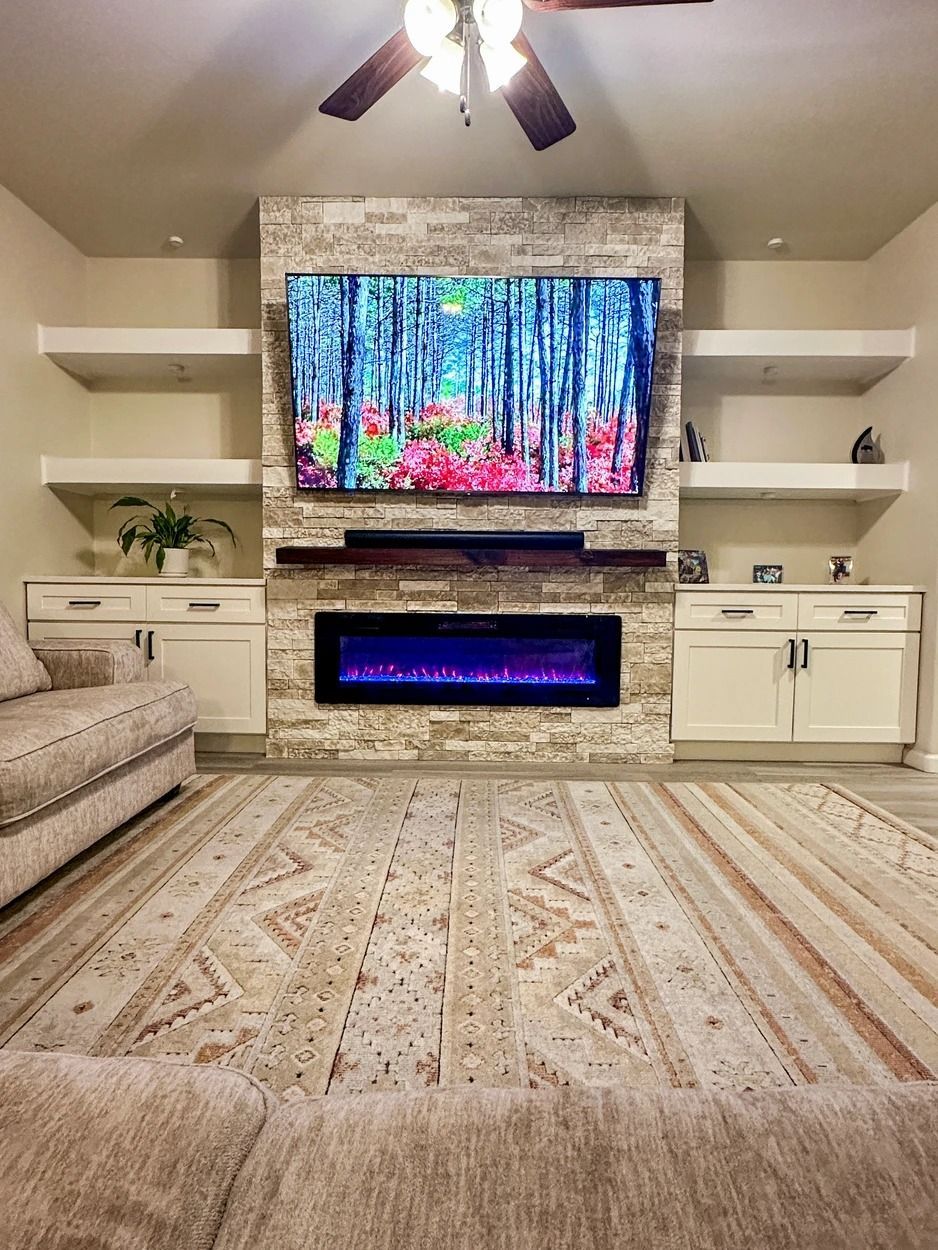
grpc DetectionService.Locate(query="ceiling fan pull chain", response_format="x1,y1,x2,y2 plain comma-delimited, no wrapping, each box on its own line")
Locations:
460,4,472,125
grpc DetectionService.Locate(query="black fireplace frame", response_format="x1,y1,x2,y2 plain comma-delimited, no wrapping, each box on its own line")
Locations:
314,612,622,708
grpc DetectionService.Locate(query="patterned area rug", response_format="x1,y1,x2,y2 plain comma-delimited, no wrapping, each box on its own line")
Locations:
1,774,937,1097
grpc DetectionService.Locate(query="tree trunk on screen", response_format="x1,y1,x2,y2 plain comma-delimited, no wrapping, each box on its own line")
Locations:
502,278,516,455
536,278,557,488
389,277,405,445
570,278,589,493
336,276,368,489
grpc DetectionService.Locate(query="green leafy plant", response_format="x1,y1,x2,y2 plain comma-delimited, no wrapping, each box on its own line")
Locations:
110,497,237,572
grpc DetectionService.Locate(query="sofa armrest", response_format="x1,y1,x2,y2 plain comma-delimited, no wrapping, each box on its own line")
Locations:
30,639,147,689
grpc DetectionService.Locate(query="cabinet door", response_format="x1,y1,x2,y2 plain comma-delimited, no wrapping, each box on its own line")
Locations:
671,631,796,742
148,625,266,734
792,633,920,744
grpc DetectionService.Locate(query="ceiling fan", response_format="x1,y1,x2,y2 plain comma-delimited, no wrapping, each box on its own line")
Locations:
320,0,713,152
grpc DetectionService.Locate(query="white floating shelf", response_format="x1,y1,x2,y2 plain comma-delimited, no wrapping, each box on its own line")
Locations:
41,457,262,499
682,329,914,394
38,326,262,388
680,461,910,502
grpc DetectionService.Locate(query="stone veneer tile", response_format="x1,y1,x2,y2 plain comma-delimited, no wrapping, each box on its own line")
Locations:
261,196,682,763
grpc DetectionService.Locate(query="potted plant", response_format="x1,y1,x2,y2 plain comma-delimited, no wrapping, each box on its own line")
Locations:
110,497,237,576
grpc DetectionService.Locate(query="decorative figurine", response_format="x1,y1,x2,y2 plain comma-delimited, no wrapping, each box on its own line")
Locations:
851,427,885,464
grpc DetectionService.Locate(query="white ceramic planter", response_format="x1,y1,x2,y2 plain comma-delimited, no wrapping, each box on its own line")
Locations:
160,548,190,577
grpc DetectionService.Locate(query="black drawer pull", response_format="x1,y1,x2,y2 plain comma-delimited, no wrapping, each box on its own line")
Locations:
801,639,810,669
134,628,143,648
787,639,797,669
67,599,102,607
720,608,755,617
843,609,878,616
188,601,222,610
146,630,155,662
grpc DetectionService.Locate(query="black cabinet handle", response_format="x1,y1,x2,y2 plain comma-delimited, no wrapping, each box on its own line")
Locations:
801,639,810,669
720,608,755,617
188,601,221,610
146,630,155,662
134,628,143,648
843,609,878,616
67,599,102,608
787,639,797,669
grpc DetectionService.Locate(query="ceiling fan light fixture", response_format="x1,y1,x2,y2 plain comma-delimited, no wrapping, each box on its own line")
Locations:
420,36,464,94
480,39,527,91
473,0,523,46
404,0,458,57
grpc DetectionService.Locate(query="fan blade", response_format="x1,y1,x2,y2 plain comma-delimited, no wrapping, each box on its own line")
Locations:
502,34,576,151
523,0,712,10
320,29,423,121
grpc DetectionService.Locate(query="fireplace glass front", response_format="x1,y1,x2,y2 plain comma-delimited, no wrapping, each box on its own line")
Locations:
315,612,621,708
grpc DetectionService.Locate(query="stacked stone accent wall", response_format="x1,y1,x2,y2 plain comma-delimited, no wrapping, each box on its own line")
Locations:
261,196,683,762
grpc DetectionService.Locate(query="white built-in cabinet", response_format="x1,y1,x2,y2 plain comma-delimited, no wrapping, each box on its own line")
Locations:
672,588,922,747
25,578,266,734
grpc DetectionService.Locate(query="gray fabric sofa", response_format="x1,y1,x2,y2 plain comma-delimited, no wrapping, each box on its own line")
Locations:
0,1050,936,1249
0,604,196,908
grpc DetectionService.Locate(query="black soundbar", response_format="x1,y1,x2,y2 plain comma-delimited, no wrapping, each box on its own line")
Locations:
344,529,585,552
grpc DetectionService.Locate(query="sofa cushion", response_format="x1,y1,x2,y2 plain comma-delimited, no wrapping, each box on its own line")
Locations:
0,1051,271,1250
0,680,197,825
0,601,51,703
214,1084,938,1250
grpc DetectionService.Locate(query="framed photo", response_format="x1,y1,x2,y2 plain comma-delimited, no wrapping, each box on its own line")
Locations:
679,550,710,584
753,564,784,584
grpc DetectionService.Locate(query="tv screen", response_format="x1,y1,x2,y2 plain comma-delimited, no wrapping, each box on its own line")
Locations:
287,273,661,496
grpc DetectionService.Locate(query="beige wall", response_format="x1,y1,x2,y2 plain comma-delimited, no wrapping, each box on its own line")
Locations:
858,202,938,764
0,184,93,627
681,259,870,583
86,258,260,328
684,261,873,330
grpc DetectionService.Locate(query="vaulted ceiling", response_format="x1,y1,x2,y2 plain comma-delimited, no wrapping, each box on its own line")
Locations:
1,0,937,259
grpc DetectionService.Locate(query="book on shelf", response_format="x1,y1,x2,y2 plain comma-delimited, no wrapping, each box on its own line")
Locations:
684,421,709,462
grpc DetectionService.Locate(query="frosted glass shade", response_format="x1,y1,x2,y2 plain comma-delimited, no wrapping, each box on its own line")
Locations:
420,37,464,94
404,0,458,57
480,39,527,91
473,0,523,46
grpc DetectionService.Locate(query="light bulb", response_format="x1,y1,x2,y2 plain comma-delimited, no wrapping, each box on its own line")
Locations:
480,39,527,91
420,36,464,94
404,0,457,57
473,0,523,46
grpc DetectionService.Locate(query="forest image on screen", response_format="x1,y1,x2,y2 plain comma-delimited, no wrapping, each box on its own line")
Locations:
287,274,660,495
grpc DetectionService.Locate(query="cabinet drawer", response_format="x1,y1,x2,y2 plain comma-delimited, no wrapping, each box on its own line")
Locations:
145,584,265,625
26,582,146,622
675,592,797,631
797,593,921,633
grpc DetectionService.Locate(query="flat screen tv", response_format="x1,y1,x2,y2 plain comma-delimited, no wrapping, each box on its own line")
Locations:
287,273,661,496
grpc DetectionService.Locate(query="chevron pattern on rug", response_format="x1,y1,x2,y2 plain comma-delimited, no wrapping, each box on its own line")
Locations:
1,775,936,1096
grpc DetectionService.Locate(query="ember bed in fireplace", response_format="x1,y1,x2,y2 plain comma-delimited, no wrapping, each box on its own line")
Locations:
315,612,621,707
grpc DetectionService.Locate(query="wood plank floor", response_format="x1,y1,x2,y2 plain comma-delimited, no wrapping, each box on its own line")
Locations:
196,754,938,838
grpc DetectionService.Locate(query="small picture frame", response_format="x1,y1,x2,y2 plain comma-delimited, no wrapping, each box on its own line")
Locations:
753,564,784,584
679,550,710,584
829,555,854,584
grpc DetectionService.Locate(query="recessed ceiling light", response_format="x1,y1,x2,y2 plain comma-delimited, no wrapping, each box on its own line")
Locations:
166,235,185,250
766,237,786,251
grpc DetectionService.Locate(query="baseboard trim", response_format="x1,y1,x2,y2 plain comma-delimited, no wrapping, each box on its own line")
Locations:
903,748,938,774
673,741,905,764
195,733,266,755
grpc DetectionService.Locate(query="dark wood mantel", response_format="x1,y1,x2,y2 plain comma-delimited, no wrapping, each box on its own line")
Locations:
275,547,668,570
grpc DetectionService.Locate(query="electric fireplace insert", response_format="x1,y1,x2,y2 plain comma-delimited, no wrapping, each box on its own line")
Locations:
315,612,621,708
